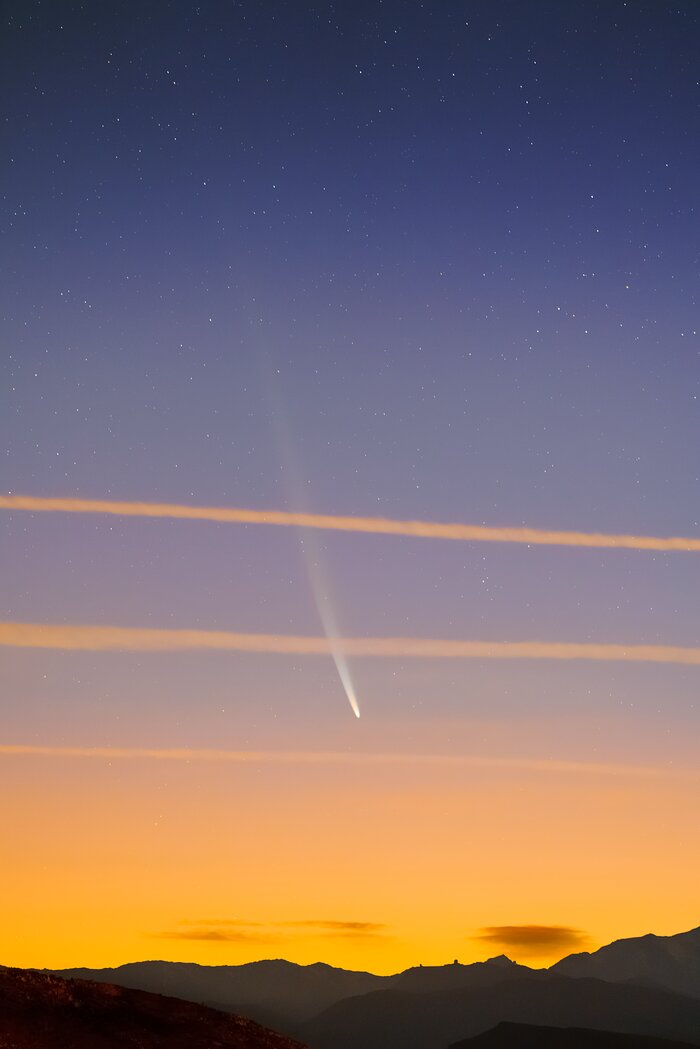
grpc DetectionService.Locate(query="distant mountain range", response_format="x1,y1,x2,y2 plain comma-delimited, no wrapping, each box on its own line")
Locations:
10,923,698,1049
299,974,700,1049
0,965,305,1049
450,1021,699,1049
45,957,383,1028
551,926,700,999
5,967,700,1049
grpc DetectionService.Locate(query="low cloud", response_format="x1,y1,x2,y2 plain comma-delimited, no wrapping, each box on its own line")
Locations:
283,920,387,936
179,919,267,928
4,745,692,781
151,918,388,944
474,925,592,956
152,928,279,944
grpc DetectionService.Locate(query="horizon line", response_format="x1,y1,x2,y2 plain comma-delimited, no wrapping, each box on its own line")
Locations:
18,917,700,976
2,493,700,552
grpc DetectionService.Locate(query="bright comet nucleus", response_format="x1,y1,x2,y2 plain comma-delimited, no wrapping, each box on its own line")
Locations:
300,531,361,719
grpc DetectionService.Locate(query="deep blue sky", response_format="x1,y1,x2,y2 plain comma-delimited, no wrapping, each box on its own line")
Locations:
4,0,698,523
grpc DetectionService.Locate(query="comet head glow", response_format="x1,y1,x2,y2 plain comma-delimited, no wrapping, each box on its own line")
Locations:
302,536,361,718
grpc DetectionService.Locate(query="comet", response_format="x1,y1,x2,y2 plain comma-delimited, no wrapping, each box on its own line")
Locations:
297,529,361,717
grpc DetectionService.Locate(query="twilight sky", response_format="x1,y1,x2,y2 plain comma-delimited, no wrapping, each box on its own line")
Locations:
1,1,699,973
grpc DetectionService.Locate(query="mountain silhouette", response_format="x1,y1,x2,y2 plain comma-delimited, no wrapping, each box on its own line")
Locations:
46,958,382,1026
36,923,700,1049
389,957,535,992
45,955,532,1030
552,926,700,999
449,1020,699,1049
0,966,307,1049
297,976,700,1049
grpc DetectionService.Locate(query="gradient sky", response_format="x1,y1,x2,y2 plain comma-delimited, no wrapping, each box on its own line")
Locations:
1,1,699,973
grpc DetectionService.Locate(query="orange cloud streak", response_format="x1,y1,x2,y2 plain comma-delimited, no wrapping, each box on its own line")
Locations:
0,744,696,780
3,620,700,666
1,493,699,551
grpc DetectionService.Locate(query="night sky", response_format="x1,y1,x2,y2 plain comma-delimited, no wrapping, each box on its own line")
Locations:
1,1,699,973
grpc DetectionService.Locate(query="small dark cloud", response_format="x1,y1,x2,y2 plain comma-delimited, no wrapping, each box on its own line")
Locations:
474,925,592,956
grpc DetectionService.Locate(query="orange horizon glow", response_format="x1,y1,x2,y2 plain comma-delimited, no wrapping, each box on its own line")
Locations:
2,503,698,975
2,745,698,973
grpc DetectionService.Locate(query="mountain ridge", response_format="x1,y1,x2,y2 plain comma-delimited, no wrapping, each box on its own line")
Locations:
42,922,700,1012
297,975,700,1049
551,926,700,999
449,1020,700,1049
22,923,700,1048
0,965,307,1049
